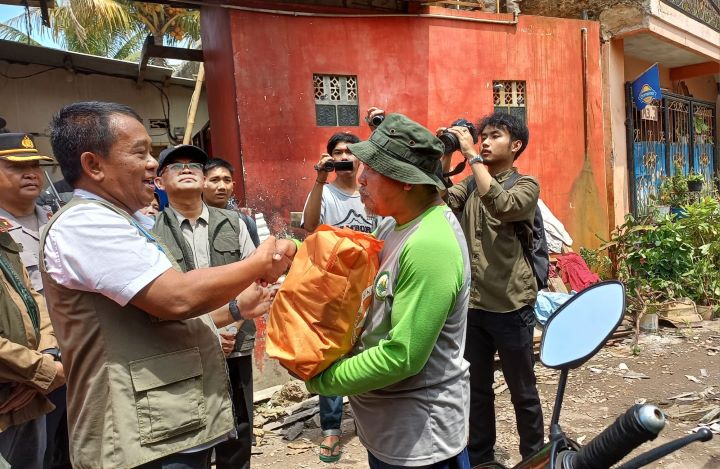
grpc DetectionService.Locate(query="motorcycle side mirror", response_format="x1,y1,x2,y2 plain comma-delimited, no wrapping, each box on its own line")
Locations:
540,280,625,369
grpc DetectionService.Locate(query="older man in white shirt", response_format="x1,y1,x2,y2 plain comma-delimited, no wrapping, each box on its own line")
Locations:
40,101,295,469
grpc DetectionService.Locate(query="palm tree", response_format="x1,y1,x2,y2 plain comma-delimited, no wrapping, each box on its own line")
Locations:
0,0,199,61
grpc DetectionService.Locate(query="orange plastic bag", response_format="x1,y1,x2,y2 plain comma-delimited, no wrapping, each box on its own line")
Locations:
267,225,384,380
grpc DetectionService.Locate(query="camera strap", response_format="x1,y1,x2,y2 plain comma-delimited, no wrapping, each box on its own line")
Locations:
442,160,466,179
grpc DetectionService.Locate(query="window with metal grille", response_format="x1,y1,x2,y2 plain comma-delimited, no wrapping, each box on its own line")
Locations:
313,74,359,127
493,80,527,123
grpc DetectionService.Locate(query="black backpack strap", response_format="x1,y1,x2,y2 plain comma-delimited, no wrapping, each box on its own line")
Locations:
501,172,533,247
500,171,522,191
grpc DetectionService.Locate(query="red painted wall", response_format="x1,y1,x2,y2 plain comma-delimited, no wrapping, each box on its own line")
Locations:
203,7,608,249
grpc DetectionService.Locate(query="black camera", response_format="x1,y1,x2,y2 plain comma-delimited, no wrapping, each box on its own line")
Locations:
316,160,354,172
439,118,478,154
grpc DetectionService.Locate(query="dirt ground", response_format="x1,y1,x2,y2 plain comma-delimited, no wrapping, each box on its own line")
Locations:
251,321,720,468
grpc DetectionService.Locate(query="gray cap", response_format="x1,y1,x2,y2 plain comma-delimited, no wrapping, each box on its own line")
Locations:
157,145,209,175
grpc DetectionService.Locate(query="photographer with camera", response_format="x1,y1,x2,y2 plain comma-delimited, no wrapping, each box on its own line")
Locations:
301,132,379,463
302,132,378,234
441,112,543,466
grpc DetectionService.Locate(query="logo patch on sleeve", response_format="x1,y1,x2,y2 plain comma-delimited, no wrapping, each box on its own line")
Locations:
374,271,391,301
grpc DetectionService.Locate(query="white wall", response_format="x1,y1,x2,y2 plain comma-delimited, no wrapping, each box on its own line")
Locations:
0,60,208,181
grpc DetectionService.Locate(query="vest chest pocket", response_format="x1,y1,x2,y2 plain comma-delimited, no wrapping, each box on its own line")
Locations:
129,347,206,445
212,233,241,262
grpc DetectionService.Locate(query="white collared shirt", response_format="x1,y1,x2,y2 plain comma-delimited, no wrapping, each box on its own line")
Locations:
43,189,172,306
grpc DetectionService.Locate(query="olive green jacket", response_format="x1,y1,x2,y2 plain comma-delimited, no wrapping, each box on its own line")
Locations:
0,232,57,431
39,198,234,469
446,168,540,312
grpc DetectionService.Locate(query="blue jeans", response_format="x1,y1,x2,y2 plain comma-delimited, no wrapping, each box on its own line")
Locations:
368,448,471,469
319,395,343,436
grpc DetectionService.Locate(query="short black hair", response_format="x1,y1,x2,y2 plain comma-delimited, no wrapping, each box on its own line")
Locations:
50,101,143,186
204,158,235,176
477,112,529,160
326,132,360,155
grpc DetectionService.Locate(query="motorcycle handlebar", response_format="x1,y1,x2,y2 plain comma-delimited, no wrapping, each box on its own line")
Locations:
570,404,666,469
616,427,713,469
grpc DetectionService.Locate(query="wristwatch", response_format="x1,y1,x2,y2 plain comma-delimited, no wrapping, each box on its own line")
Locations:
42,348,62,362
468,155,484,165
228,299,243,321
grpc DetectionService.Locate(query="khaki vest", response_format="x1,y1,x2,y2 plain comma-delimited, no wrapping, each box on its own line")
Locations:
153,207,256,354
39,198,234,469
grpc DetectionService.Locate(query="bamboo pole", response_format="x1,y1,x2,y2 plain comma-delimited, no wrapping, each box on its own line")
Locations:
184,62,205,145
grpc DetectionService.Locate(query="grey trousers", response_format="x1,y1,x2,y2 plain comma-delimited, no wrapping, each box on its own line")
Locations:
0,416,47,469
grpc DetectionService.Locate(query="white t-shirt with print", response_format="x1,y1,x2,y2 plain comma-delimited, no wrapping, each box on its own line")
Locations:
301,183,379,233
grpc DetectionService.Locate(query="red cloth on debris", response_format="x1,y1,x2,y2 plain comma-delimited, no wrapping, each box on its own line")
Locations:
555,252,600,292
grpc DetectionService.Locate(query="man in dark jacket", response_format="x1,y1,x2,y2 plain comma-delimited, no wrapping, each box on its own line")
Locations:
442,112,544,465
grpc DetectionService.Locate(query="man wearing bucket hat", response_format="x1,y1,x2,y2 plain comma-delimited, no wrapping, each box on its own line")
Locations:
306,113,471,468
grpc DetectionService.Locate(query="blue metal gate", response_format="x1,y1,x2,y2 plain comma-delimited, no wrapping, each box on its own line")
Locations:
626,87,717,215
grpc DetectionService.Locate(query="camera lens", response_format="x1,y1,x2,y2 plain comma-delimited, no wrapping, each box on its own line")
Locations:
439,132,459,154
371,115,385,127
320,161,335,172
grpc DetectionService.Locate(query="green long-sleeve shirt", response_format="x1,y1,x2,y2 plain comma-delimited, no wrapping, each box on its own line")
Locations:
307,204,471,466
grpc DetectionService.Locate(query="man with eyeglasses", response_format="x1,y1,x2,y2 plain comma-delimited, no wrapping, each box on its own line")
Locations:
153,145,272,469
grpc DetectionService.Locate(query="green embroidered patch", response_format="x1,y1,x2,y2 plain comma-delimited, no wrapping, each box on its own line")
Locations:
374,271,391,301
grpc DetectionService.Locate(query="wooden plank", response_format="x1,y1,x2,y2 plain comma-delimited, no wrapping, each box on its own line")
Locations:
264,406,320,431
262,396,349,431
253,384,283,404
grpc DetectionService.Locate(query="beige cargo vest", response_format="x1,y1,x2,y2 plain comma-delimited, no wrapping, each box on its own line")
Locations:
39,198,234,469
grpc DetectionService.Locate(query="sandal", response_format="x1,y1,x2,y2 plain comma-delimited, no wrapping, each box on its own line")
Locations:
318,439,342,463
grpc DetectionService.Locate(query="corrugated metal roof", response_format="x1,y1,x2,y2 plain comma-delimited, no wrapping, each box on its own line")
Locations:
0,39,197,87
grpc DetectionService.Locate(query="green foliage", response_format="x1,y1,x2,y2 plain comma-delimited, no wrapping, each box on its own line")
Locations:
656,167,690,206
0,1,199,61
579,246,612,280
602,214,694,302
592,196,720,309
687,171,705,183
675,197,720,305
694,115,710,136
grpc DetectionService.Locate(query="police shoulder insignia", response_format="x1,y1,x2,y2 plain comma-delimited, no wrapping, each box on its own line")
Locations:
374,271,391,300
0,217,12,233
21,135,35,149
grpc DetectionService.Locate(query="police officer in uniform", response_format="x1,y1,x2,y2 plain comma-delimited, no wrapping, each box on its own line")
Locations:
0,133,73,468
0,133,54,294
